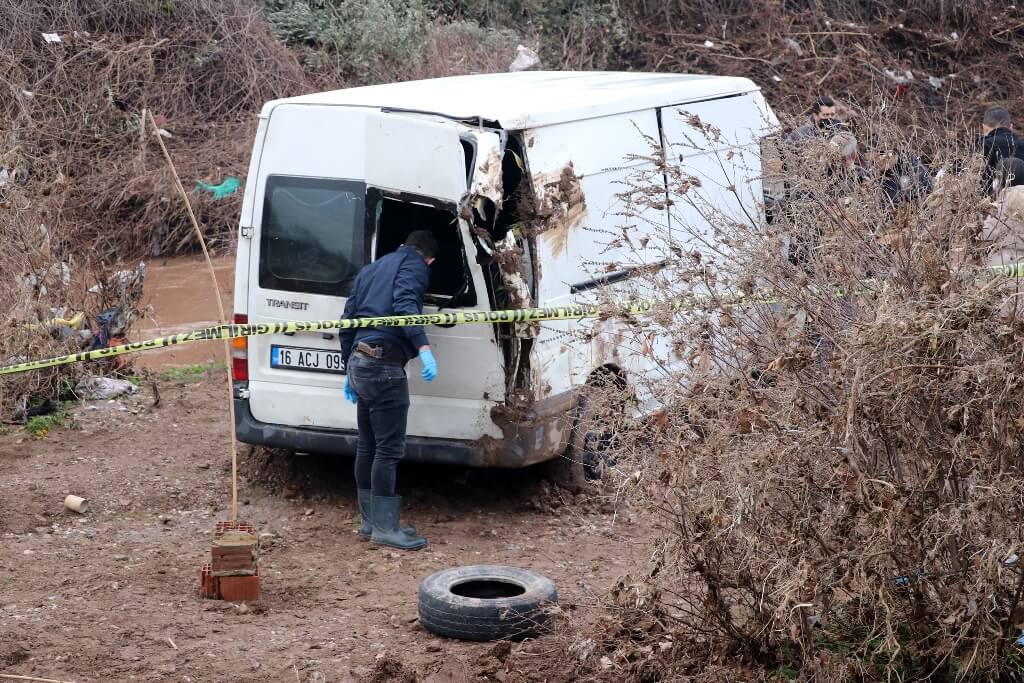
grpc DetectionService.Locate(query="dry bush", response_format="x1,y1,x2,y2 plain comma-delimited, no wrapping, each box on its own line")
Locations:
535,107,1024,680
617,1,1023,128
0,0,314,260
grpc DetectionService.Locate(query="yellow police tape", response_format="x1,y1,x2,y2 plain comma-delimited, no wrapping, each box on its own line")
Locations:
0,302,639,376
3,261,1023,377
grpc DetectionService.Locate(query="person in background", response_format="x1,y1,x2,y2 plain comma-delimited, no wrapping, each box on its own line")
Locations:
870,149,933,208
785,96,843,145
980,157,1024,272
979,106,1024,192
340,230,439,551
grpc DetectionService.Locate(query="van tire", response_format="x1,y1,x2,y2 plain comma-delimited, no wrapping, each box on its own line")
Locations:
549,375,623,492
417,565,558,642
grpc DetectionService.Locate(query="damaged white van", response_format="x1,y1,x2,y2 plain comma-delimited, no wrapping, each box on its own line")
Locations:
232,71,777,474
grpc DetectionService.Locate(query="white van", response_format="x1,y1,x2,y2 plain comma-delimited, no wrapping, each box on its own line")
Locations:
232,71,777,472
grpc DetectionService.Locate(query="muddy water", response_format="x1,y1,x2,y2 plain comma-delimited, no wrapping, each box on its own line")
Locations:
133,253,236,369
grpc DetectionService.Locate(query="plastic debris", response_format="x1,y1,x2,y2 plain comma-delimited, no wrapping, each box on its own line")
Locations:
42,32,61,43
772,75,783,83
950,31,959,40
928,75,945,90
1017,632,1024,646
508,45,540,72
158,128,173,139
74,377,139,400
0,168,7,188
21,90,33,98
703,40,715,48
194,177,240,200
884,69,914,85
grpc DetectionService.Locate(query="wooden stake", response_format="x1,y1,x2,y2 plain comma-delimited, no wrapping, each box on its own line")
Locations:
0,674,77,683
148,110,239,520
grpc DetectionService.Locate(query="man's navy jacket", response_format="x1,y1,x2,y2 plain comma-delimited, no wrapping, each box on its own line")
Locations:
339,245,430,365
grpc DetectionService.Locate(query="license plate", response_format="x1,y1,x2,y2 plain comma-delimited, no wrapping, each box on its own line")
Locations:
270,345,345,375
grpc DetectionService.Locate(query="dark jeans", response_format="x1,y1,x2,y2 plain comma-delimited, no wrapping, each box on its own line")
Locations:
346,353,410,497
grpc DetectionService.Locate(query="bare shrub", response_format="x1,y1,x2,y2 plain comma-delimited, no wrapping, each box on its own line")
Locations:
0,0,313,260
538,105,1024,680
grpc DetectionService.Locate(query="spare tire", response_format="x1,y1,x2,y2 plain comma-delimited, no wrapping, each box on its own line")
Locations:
418,565,558,642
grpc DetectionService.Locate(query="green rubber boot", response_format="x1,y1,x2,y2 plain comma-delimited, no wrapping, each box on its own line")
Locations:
357,489,415,539
370,495,426,551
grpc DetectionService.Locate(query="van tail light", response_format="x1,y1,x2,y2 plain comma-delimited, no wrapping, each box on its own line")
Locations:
231,313,248,382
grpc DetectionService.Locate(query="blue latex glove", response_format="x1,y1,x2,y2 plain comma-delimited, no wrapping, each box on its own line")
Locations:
343,376,358,404
419,348,437,383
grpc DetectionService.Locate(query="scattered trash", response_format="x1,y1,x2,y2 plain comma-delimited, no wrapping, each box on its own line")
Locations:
158,128,173,139
42,32,61,44
950,31,960,40
194,177,240,200
74,376,139,400
64,495,88,514
772,75,783,83
884,69,914,85
1017,632,1024,646
0,168,7,188
508,45,540,72
703,40,715,48
20,90,32,98
927,75,945,90
783,38,803,56
1006,553,1020,566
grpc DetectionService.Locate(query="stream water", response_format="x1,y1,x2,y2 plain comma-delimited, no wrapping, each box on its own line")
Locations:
133,253,235,369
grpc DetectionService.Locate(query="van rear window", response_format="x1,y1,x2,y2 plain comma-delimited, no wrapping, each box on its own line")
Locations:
259,176,368,297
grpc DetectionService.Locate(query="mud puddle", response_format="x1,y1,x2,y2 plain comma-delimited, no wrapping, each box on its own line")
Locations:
133,253,235,369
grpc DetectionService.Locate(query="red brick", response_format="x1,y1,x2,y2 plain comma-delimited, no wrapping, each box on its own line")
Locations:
218,569,260,602
200,563,220,599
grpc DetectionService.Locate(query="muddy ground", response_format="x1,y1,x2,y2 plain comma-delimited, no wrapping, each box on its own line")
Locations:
0,369,647,682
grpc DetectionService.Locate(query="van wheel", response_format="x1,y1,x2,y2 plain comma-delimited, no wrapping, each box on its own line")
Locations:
549,387,620,493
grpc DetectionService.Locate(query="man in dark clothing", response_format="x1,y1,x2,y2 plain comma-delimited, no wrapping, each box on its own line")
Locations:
872,151,933,208
785,95,842,145
340,230,439,551
979,106,1024,192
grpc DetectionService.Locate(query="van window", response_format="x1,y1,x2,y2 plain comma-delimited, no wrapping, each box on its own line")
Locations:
368,189,476,307
259,175,368,297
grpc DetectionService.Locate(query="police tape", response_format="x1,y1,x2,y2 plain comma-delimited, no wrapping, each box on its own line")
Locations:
3,261,1023,377
0,302,650,377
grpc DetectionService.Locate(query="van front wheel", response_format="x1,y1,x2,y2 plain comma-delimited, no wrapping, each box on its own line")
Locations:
548,391,618,493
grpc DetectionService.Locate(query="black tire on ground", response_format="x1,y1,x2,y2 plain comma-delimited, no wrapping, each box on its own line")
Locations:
417,565,558,642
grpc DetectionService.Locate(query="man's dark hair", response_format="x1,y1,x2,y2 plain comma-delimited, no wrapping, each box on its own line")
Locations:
404,230,439,260
996,157,1024,190
808,96,835,115
984,106,1012,130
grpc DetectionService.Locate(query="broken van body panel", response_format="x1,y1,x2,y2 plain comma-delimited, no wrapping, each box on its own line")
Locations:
233,72,778,467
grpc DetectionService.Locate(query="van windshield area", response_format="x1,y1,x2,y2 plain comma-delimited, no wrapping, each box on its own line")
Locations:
259,176,368,297
369,190,476,307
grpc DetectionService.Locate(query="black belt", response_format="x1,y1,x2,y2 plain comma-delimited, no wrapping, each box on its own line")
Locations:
354,341,405,366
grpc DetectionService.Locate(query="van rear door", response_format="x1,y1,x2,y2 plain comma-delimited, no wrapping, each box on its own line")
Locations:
244,104,504,440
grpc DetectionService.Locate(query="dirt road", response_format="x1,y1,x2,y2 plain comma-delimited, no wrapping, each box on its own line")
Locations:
0,370,645,682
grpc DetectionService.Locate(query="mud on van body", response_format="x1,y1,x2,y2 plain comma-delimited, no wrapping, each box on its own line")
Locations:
231,71,777,468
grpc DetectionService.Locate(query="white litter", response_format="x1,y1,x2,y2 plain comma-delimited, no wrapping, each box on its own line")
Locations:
42,32,61,44
74,377,139,401
158,128,173,139
703,40,715,48
508,45,540,72
21,90,33,98
0,169,8,188
772,75,783,83
928,75,945,90
950,31,959,40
